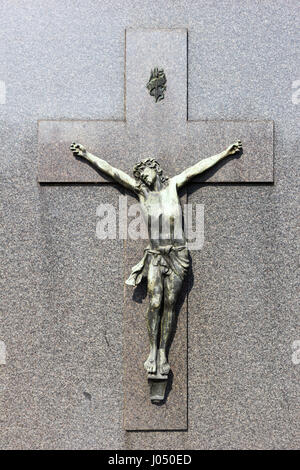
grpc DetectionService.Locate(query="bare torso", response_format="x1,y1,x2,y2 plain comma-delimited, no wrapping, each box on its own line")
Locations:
138,179,186,248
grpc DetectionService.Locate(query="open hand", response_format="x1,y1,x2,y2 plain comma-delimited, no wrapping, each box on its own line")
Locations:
70,142,87,158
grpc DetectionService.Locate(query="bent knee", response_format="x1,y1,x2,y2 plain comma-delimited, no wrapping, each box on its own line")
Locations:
164,295,177,309
149,294,162,311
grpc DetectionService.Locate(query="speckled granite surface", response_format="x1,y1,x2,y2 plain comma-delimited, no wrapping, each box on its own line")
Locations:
38,119,274,183
0,0,299,449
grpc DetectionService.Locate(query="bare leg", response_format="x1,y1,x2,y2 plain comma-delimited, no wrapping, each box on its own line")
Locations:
159,272,183,375
144,263,163,374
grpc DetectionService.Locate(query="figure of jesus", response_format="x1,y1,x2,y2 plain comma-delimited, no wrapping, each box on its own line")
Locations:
70,141,242,376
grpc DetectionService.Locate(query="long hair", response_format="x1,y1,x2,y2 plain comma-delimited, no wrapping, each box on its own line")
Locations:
133,158,169,187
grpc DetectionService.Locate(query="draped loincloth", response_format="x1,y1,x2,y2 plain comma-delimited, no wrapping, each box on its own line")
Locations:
125,245,190,287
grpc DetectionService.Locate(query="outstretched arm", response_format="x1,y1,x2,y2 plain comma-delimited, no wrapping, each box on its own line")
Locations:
172,141,242,188
70,142,139,193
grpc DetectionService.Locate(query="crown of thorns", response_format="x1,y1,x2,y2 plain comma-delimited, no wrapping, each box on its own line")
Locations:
133,158,168,183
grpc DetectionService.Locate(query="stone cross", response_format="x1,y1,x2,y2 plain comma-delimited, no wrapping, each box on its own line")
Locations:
38,28,273,431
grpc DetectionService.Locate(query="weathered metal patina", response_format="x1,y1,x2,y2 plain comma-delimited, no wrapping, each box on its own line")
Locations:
146,67,167,102
70,140,243,402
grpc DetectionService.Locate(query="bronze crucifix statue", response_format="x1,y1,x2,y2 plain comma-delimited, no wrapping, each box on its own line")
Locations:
70,140,243,387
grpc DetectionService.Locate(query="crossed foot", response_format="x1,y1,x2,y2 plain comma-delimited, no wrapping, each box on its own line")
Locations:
144,349,170,375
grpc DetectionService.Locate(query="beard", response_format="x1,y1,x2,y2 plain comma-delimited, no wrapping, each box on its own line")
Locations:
143,175,155,188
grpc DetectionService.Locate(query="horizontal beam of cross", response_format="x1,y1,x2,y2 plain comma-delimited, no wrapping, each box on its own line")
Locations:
38,29,273,184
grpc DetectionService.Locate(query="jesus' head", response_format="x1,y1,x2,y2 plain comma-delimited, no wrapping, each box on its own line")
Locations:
133,158,168,189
